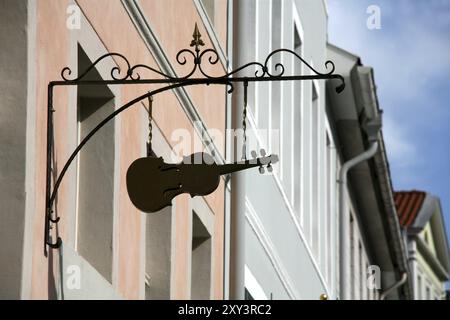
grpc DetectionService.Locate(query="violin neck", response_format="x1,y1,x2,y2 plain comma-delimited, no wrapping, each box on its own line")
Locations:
217,159,262,175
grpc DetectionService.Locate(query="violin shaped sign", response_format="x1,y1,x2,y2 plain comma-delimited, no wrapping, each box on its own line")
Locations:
126,151,278,213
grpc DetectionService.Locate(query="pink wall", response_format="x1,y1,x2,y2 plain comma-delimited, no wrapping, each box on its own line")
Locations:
30,0,227,299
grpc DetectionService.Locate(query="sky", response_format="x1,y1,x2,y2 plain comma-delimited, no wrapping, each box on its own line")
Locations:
327,0,450,284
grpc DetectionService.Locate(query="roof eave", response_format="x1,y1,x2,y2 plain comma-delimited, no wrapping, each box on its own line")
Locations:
357,67,413,299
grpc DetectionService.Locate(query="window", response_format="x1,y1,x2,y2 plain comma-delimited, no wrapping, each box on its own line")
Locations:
349,215,355,299
359,243,364,299
325,134,332,282
293,27,302,218
417,274,422,299
368,269,374,300
145,206,172,299
311,84,319,259
191,212,212,299
324,132,333,280
255,0,271,130
270,0,282,162
426,285,431,300
76,45,115,282
365,262,370,300
424,230,430,245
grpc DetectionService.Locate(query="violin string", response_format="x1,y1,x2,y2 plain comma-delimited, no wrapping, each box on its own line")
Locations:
147,94,153,156
242,81,248,160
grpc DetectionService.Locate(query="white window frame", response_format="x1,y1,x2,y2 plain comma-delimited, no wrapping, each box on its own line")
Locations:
292,6,305,226
69,11,122,286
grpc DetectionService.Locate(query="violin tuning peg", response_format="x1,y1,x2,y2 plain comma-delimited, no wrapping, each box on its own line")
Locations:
267,164,273,173
251,150,257,158
260,149,267,157
259,166,265,174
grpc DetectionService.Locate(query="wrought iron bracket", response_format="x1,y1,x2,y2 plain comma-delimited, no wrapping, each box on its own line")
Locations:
44,23,345,252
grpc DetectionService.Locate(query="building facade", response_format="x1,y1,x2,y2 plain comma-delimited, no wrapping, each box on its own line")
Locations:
0,0,229,300
231,0,412,300
0,0,448,300
232,0,338,300
395,191,450,300
326,44,413,300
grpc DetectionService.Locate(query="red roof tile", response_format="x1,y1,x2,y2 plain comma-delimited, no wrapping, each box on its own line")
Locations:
394,191,427,227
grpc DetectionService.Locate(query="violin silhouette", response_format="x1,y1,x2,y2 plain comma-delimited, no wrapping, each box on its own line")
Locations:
126,150,279,213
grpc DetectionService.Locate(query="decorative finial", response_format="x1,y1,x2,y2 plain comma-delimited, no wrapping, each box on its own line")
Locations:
190,23,205,51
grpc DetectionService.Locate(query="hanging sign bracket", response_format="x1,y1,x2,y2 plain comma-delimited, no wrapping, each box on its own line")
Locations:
44,23,345,251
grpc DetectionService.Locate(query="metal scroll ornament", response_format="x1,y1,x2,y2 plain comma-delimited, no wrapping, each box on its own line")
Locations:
59,23,345,93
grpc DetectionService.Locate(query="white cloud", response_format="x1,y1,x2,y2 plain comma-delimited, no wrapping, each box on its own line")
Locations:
327,0,450,176
328,0,450,106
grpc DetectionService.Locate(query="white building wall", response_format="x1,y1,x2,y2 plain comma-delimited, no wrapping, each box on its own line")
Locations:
242,0,337,299
238,0,379,300
407,230,446,300
414,249,447,299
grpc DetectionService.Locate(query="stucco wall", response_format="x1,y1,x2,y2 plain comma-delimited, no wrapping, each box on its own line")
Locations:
0,0,28,299
20,0,227,299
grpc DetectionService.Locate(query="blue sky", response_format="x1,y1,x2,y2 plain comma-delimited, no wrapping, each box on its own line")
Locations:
327,1,450,255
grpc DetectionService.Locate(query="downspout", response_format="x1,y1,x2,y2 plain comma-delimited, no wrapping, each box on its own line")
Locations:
380,272,408,300
223,0,234,300
339,141,379,300
229,0,248,300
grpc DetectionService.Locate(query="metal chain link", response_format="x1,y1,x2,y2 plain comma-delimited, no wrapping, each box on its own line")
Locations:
147,95,153,156
242,81,248,160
